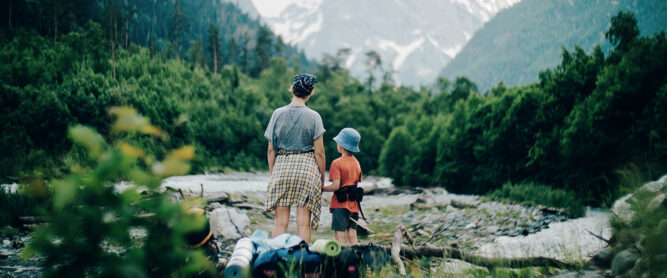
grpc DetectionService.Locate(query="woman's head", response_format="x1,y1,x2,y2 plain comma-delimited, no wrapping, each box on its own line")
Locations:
291,74,318,98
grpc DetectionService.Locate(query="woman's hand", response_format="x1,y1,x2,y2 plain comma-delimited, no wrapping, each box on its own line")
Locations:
313,137,326,186
267,142,275,174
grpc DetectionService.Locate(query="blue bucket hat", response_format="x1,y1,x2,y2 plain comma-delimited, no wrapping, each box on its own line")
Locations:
333,128,361,153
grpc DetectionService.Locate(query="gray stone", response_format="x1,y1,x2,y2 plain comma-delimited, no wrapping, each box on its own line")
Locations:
611,250,639,276
209,207,250,240
550,270,605,278
592,248,614,268
627,258,646,278
646,193,665,212
639,181,665,193
450,199,479,209
2,240,9,247
658,174,667,186
611,194,634,223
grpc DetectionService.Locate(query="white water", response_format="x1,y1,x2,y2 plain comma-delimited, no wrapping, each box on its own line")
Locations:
160,172,392,195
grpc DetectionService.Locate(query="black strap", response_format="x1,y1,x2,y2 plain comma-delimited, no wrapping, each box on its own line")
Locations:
334,186,367,221
357,199,367,222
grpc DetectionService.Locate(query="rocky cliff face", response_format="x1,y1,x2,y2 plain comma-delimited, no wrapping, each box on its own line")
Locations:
240,0,520,86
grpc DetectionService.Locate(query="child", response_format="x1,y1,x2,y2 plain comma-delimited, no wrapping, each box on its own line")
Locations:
321,128,362,246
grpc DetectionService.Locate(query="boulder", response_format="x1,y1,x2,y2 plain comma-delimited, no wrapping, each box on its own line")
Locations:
611,249,639,277
592,248,614,268
611,194,634,223
209,207,250,240
646,193,666,212
639,181,665,193
658,174,667,185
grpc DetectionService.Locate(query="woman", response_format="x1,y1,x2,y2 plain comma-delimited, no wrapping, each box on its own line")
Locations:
264,74,326,243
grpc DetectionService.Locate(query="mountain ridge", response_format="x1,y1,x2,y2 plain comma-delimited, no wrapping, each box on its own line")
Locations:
240,0,520,86
440,0,667,92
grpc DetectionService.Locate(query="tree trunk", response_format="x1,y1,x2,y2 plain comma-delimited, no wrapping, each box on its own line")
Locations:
213,43,218,74
112,18,117,79
125,17,129,49
54,11,58,42
8,0,11,28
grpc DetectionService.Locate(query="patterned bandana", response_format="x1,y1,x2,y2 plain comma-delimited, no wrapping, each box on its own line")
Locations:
293,74,318,94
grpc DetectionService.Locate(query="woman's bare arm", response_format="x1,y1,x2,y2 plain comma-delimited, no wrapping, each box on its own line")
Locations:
267,141,276,173
313,136,326,185
321,179,340,192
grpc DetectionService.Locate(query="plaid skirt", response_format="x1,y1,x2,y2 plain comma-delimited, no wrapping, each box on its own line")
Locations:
266,150,322,230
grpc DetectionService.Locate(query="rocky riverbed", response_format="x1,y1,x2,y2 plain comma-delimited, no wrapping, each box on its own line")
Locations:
1,172,612,277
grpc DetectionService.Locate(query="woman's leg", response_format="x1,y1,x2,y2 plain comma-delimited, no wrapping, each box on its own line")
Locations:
296,206,312,243
272,206,290,238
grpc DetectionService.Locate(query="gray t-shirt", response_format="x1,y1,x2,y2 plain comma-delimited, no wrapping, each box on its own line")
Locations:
264,105,325,151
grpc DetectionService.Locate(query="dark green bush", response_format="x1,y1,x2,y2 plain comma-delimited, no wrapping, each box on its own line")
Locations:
488,182,585,217
0,185,42,228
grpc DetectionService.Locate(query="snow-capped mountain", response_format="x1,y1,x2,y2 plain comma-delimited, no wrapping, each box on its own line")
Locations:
239,0,520,86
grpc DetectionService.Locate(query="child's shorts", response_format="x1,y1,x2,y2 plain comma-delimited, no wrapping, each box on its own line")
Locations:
331,208,359,231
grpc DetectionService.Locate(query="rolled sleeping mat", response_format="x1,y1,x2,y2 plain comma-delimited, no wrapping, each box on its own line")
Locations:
311,239,341,257
224,238,255,278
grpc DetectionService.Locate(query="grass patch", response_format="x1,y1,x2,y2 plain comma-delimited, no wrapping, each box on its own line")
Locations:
487,182,585,217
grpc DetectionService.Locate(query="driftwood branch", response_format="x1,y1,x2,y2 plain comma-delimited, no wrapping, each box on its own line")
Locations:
585,229,610,245
391,225,407,276
402,226,414,246
378,245,578,270
421,222,453,246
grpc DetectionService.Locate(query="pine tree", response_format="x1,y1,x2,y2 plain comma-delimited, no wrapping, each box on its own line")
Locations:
168,1,190,59
251,26,273,77
207,23,221,74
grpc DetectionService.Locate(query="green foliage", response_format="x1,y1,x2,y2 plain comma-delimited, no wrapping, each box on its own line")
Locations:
23,107,213,277
488,182,585,217
1,9,666,210
0,185,42,228
610,185,667,276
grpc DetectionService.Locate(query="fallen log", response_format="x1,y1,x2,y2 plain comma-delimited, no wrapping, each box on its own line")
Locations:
377,245,578,270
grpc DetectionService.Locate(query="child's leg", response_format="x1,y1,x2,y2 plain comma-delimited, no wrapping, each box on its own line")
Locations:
346,228,358,245
335,231,348,245
332,208,350,245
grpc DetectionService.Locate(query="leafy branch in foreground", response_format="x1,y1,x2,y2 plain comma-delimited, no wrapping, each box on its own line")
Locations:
23,107,213,278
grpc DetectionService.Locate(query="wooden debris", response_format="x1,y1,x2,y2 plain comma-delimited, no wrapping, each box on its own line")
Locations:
349,217,374,234
233,203,265,211
204,192,230,204
391,225,407,276
378,245,579,270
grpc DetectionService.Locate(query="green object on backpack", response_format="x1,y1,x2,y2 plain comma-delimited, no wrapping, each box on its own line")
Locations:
311,239,341,257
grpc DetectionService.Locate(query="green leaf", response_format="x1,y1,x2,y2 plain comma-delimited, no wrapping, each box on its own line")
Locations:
68,126,106,159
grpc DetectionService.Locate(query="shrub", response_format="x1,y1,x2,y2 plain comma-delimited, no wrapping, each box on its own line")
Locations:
23,107,214,277
0,184,41,228
488,182,585,217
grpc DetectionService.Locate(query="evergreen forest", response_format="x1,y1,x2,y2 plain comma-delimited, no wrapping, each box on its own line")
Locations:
2,0,667,209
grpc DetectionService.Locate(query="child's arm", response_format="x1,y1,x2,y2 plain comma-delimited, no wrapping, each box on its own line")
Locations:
321,179,341,192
